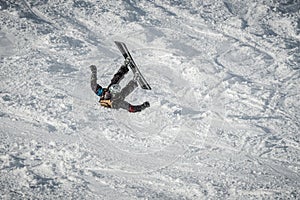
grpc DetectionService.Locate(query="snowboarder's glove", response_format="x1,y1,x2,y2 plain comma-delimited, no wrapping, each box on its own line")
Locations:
90,65,97,73
124,57,131,66
141,101,150,109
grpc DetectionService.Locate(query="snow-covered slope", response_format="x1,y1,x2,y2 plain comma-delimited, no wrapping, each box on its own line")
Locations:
1,0,299,199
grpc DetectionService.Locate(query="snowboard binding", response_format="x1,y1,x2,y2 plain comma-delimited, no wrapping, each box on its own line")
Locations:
124,57,131,66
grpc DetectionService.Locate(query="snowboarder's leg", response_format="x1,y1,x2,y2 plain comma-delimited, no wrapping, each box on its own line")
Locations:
90,65,98,93
109,65,129,86
111,80,137,103
119,80,138,99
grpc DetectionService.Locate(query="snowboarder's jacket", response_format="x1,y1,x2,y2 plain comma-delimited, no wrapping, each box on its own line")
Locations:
100,99,112,108
97,65,128,108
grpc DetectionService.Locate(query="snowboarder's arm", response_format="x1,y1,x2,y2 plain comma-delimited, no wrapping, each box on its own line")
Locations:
90,65,98,92
113,100,149,112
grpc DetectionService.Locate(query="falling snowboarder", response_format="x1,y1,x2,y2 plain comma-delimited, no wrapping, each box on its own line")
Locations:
90,58,150,112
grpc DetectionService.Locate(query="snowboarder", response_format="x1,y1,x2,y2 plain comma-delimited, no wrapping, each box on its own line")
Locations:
90,59,150,112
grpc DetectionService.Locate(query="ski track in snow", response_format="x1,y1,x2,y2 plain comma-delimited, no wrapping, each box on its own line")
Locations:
0,0,299,199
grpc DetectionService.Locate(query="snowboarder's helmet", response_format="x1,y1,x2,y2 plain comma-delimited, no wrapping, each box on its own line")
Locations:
96,84,104,96
109,84,121,94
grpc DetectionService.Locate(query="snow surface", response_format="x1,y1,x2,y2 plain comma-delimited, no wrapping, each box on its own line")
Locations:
0,0,299,199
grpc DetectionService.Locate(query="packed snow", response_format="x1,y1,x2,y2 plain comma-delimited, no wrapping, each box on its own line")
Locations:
0,0,299,199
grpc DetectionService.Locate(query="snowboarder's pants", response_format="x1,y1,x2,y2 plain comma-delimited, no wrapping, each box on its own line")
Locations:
112,80,138,110
110,65,129,86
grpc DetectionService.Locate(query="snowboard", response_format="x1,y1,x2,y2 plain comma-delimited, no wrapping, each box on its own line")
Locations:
115,41,151,90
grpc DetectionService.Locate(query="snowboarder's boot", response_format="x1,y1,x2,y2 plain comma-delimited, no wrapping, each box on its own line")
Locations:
124,57,131,66
133,72,141,82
